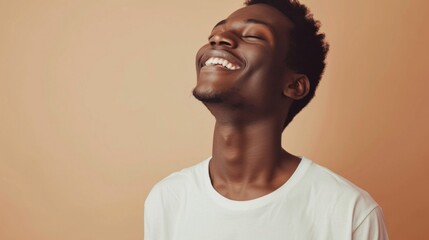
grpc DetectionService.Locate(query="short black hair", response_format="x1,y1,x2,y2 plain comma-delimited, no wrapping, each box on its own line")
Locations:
245,0,329,127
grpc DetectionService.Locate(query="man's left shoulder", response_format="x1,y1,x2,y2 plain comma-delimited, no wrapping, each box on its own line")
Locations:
293,157,389,238
300,158,380,218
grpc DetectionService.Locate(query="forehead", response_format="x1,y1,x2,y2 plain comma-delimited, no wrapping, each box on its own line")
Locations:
222,4,293,33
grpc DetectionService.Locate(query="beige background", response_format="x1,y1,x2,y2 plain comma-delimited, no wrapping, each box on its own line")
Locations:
1,0,428,239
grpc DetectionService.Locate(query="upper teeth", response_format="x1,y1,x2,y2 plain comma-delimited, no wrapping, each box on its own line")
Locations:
204,57,240,70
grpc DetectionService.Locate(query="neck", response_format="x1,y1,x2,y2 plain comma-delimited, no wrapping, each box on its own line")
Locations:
203,102,300,200
210,118,287,184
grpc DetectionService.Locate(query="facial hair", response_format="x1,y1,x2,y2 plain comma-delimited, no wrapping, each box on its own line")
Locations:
192,87,239,103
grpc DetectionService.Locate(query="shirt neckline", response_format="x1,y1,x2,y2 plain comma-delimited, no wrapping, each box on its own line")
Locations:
201,156,312,210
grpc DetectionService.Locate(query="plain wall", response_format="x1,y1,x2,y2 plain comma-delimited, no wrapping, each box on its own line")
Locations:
1,0,428,239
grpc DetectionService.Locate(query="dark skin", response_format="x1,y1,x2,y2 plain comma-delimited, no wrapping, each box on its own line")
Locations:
193,4,310,201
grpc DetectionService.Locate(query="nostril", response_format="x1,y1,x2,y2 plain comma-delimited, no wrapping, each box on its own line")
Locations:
209,33,236,48
219,40,231,46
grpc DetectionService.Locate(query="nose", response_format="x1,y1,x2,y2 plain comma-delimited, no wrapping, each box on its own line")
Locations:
209,32,237,48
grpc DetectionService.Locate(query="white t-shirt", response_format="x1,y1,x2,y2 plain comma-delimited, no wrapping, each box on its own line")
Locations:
144,157,389,240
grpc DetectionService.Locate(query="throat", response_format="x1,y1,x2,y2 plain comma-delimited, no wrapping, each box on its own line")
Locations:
212,178,281,201
209,148,301,201
209,118,299,201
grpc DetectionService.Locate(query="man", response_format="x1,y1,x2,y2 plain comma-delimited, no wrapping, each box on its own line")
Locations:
144,0,389,239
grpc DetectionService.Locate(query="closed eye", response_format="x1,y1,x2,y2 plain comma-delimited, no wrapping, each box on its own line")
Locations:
242,35,265,40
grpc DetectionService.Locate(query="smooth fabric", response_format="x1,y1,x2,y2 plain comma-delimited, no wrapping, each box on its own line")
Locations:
144,157,389,240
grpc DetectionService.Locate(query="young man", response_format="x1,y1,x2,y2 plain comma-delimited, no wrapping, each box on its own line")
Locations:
144,0,389,239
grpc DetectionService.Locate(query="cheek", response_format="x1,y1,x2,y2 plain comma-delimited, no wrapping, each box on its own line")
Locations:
246,47,271,65
195,44,211,70
244,44,279,71
245,47,281,82
242,48,284,97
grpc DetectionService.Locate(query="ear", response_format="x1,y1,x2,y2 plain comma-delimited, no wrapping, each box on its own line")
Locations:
282,73,310,100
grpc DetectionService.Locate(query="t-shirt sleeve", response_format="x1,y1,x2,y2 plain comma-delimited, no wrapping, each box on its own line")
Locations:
352,206,389,240
144,186,168,240
144,188,157,240
144,179,180,240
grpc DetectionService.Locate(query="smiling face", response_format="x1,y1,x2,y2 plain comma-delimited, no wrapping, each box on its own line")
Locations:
193,4,295,113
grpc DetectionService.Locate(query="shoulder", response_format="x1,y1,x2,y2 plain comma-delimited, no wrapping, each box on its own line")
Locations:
304,158,377,203
299,157,381,229
144,158,208,209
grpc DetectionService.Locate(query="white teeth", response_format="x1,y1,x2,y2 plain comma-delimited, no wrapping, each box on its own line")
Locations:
204,59,211,65
204,57,240,70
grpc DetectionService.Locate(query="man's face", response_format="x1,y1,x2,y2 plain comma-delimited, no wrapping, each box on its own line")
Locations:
193,4,294,111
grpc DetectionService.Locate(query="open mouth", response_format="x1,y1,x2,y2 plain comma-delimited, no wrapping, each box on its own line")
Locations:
204,57,241,70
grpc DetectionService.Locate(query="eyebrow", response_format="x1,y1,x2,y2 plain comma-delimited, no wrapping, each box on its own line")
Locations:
212,18,272,29
245,19,271,27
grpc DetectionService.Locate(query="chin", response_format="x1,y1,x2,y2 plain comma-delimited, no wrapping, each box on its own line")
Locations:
192,87,225,103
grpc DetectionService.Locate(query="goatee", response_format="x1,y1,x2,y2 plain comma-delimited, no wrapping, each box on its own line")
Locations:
192,87,239,103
